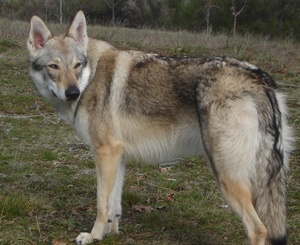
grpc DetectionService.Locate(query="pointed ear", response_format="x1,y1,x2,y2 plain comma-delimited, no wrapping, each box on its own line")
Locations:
27,16,52,53
67,11,88,49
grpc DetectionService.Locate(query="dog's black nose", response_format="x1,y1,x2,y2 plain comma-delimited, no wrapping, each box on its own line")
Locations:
65,86,80,101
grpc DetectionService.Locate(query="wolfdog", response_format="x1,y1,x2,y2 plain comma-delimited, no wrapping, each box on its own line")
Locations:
27,11,293,245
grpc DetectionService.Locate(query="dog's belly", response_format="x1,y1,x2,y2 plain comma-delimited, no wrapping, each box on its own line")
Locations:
123,120,204,163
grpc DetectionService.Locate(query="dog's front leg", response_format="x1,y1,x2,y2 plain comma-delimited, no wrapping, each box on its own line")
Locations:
76,141,125,245
106,158,126,234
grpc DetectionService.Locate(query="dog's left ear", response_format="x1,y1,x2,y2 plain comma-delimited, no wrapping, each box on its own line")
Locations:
67,10,88,49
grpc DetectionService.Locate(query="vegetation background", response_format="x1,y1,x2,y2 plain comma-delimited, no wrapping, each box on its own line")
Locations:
0,0,300,245
1,0,300,40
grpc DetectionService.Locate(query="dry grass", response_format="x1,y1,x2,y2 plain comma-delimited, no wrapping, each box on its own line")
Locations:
0,17,299,245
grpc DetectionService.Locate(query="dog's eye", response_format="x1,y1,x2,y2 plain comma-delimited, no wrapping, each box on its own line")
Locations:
74,63,82,69
48,64,59,70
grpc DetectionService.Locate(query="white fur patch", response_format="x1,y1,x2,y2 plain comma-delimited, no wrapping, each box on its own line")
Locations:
122,118,204,163
79,65,91,93
275,92,294,169
209,95,259,184
110,52,132,138
74,107,91,145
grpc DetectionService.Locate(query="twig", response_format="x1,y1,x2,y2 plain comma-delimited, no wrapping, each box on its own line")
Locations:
159,158,184,168
277,82,300,88
145,182,174,191
0,114,47,119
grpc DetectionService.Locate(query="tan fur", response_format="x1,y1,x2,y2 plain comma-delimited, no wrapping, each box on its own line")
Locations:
27,11,293,245
220,177,267,245
91,140,124,240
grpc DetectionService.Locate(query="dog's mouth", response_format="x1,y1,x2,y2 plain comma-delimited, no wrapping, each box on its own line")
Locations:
51,90,58,98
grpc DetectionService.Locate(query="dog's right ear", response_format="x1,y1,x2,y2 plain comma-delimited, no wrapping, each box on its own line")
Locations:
27,16,52,53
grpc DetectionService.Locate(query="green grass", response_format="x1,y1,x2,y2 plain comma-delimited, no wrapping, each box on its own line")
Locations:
42,151,58,161
0,194,33,218
0,19,300,244
0,39,20,53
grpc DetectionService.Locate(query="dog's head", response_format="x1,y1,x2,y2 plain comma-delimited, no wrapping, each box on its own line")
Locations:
27,11,90,102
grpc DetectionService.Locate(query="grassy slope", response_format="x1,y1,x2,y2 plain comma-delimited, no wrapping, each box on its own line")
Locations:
0,20,299,245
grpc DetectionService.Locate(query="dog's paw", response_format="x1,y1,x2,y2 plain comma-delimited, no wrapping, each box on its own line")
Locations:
107,218,119,234
75,232,94,245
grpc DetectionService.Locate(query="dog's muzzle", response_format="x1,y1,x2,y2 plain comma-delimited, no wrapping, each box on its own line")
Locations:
65,86,80,101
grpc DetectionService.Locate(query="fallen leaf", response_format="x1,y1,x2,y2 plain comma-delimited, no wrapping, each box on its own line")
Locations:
165,192,175,201
159,167,172,173
133,204,143,213
133,205,156,213
51,239,66,245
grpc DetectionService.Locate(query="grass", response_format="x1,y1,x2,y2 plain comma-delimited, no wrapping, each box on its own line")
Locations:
0,18,299,244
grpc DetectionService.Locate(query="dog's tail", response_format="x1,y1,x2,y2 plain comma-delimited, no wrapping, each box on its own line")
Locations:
254,91,293,245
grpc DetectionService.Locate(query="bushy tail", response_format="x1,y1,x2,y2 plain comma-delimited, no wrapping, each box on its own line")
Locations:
255,92,293,245
255,170,287,244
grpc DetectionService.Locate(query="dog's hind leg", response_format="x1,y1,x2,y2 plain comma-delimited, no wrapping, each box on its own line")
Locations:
198,91,269,244
76,140,125,245
218,178,267,245
205,131,268,245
